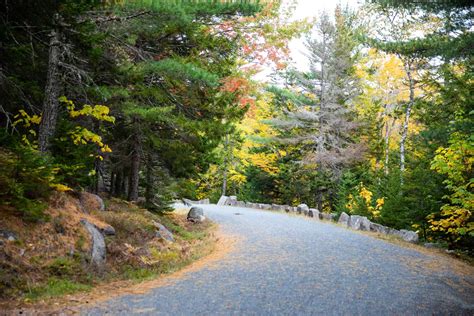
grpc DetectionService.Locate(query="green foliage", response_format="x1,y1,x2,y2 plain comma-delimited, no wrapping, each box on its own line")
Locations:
345,182,384,220
1,0,472,255
120,0,262,18
123,104,175,121
366,0,473,60
266,85,313,108
240,165,277,203
140,59,220,87
0,132,56,221
334,168,371,215
428,132,473,245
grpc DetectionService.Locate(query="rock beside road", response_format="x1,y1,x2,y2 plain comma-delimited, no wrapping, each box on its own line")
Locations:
271,204,283,211
338,212,350,227
297,204,309,214
101,225,116,236
348,215,371,231
236,201,246,207
182,198,194,206
182,198,210,206
320,212,335,221
394,229,419,243
348,215,363,230
344,216,420,243
217,196,229,206
187,207,206,223
308,208,319,219
80,219,106,267
360,217,371,231
369,222,389,234
153,220,175,242
228,196,238,206
80,192,105,213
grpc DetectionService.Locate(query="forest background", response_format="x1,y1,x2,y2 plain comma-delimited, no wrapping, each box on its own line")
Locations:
0,0,472,251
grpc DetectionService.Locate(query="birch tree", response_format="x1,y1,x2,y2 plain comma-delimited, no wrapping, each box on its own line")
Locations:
363,5,430,184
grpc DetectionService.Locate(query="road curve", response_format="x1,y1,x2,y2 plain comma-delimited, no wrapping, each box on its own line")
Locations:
84,205,474,315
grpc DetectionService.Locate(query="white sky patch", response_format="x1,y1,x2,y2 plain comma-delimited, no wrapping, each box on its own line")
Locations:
289,0,361,71
253,0,361,82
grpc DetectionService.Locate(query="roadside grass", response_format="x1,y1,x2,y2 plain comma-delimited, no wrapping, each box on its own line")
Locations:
120,267,157,282
114,221,218,284
25,278,92,301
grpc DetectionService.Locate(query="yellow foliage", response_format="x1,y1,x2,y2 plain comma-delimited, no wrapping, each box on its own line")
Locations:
60,97,114,159
10,98,114,195
228,170,247,185
359,186,373,204
101,144,112,153
12,97,114,158
354,49,424,167
13,110,42,128
13,110,42,147
346,183,384,219
60,96,115,123
428,132,473,240
235,94,279,175
49,183,73,192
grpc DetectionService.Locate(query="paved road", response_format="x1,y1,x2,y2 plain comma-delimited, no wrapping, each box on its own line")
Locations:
84,205,474,315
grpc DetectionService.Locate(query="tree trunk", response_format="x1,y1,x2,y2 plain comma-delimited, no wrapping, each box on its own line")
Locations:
128,147,140,201
316,190,323,211
38,25,61,153
384,121,390,175
400,64,415,185
145,157,154,207
114,170,123,197
92,157,101,194
384,117,396,175
222,168,227,196
110,172,116,195
221,133,229,196
123,174,129,198
128,126,141,202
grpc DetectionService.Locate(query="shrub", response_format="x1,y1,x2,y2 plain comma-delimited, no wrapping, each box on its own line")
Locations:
0,132,56,221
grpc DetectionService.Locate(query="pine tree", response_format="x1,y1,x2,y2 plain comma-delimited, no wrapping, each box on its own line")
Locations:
269,8,363,209
91,2,261,206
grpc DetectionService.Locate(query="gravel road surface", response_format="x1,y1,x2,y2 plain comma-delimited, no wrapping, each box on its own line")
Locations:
83,204,474,315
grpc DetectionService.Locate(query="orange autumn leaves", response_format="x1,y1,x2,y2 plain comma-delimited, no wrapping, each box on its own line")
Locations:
220,76,255,108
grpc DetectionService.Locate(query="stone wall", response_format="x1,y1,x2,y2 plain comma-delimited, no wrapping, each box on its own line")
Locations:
216,196,418,243
182,198,210,206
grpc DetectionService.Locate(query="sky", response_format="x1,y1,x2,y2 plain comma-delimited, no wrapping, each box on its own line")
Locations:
252,0,361,82
288,0,361,71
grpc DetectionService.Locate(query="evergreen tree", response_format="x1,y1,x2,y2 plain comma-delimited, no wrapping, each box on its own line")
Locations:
269,9,363,210
91,1,261,207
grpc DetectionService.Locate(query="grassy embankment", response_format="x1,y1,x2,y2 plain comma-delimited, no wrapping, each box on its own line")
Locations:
0,193,216,306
